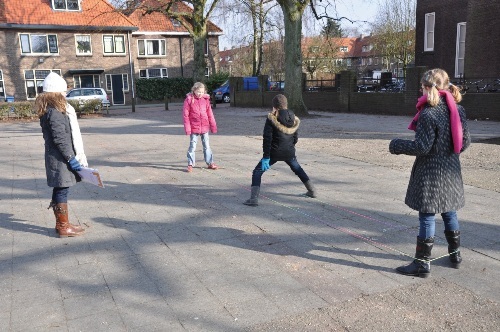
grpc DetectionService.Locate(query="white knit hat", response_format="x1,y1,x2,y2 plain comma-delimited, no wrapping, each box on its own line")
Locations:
42,72,67,92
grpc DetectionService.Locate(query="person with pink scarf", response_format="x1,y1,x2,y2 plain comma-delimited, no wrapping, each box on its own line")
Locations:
389,69,471,278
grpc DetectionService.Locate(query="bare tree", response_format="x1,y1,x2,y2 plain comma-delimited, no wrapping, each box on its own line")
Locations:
275,0,311,116
371,0,416,77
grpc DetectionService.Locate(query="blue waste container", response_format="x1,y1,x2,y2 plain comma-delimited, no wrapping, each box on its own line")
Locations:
5,96,14,102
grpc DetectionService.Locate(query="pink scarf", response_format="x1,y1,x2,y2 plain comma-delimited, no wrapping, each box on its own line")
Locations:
409,90,463,154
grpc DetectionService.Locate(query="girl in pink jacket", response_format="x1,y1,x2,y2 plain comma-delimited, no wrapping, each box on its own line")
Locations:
183,82,218,172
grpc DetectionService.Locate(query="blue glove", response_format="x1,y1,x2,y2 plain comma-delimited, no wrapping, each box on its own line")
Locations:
261,158,270,171
68,157,82,172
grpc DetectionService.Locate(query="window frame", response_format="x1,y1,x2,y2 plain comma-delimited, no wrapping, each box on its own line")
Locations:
24,69,62,100
103,35,126,55
52,0,81,11
205,67,210,78
139,68,169,79
424,12,435,52
204,39,209,56
73,74,101,88
339,46,348,52
75,34,92,56
137,39,166,57
454,22,466,78
19,33,59,55
0,70,4,99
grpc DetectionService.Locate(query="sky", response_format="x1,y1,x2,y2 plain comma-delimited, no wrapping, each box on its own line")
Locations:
214,0,380,50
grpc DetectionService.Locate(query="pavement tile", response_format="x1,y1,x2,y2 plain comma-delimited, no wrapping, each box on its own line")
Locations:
66,310,126,332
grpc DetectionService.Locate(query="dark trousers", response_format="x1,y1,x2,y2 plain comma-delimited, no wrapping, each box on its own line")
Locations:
251,157,310,187
52,187,69,204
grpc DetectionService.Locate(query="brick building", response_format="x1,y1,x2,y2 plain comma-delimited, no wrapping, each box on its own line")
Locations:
0,0,222,105
415,0,500,80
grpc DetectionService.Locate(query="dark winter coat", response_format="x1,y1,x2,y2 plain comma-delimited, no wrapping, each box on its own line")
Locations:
389,99,471,213
40,107,80,187
263,109,300,161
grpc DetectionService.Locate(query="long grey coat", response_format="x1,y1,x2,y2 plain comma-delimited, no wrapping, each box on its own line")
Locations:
389,99,471,213
40,107,79,187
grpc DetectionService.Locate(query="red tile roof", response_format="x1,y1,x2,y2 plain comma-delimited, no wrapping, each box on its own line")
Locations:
0,0,136,29
127,0,222,34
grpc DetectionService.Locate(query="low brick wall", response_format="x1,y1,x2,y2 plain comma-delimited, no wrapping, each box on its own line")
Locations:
231,69,500,121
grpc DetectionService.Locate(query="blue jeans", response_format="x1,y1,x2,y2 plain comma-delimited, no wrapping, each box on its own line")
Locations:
52,187,69,204
187,133,213,166
418,211,459,239
251,157,310,187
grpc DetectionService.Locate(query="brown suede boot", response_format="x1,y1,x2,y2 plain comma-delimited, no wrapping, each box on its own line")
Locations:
54,203,85,237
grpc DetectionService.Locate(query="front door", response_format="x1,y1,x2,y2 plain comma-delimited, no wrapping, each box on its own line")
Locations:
111,74,124,105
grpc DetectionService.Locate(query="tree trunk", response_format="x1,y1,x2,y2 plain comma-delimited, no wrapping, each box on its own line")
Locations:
192,34,207,82
279,1,308,116
192,3,207,82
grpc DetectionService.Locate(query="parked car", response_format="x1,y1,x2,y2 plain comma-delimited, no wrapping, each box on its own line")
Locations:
270,81,285,91
66,87,110,107
213,80,230,103
213,77,271,103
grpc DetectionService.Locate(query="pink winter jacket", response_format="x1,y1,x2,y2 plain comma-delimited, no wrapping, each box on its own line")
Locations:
182,93,217,135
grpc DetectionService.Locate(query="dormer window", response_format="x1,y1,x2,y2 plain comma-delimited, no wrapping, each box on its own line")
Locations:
340,46,348,52
171,19,181,27
53,0,80,11
362,44,372,52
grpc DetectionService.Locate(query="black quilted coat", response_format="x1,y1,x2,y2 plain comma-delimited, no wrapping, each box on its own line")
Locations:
389,99,471,213
263,109,300,161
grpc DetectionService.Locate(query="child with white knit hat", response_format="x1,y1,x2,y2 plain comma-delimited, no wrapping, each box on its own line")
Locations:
36,72,87,237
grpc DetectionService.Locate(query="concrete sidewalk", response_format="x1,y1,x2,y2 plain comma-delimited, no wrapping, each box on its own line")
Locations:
1,104,499,331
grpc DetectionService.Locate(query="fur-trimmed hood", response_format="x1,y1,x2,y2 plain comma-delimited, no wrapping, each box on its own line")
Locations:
268,110,300,134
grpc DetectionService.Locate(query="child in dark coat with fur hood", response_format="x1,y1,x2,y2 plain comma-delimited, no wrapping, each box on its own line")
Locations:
244,94,316,206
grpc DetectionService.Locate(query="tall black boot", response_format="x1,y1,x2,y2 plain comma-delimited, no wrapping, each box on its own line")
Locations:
396,237,434,278
304,181,316,198
444,230,462,268
243,186,260,206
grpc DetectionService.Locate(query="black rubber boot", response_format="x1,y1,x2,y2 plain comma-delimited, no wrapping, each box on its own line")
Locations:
304,181,316,198
444,230,462,268
243,186,260,206
396,237,434,278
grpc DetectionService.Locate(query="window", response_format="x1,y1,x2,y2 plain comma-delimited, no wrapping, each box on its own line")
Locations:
374,57,379,65
53,0,80,11
73,75,101,88
368,57,373,65
138,39,166,57
75,35,92,55
424,12,435,51
171,19,181,27
205,39,209,56
346,58,352,67
0,70,4,99
24,69,61,99
20,34,58,55
362,45,372,52
340,46,348,52
205,67,210,77
455,22,466,78
103,35,125,54
139,68,168,79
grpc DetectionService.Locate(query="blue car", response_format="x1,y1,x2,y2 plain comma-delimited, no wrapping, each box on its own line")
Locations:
213,80,230,103
213,77,271,103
